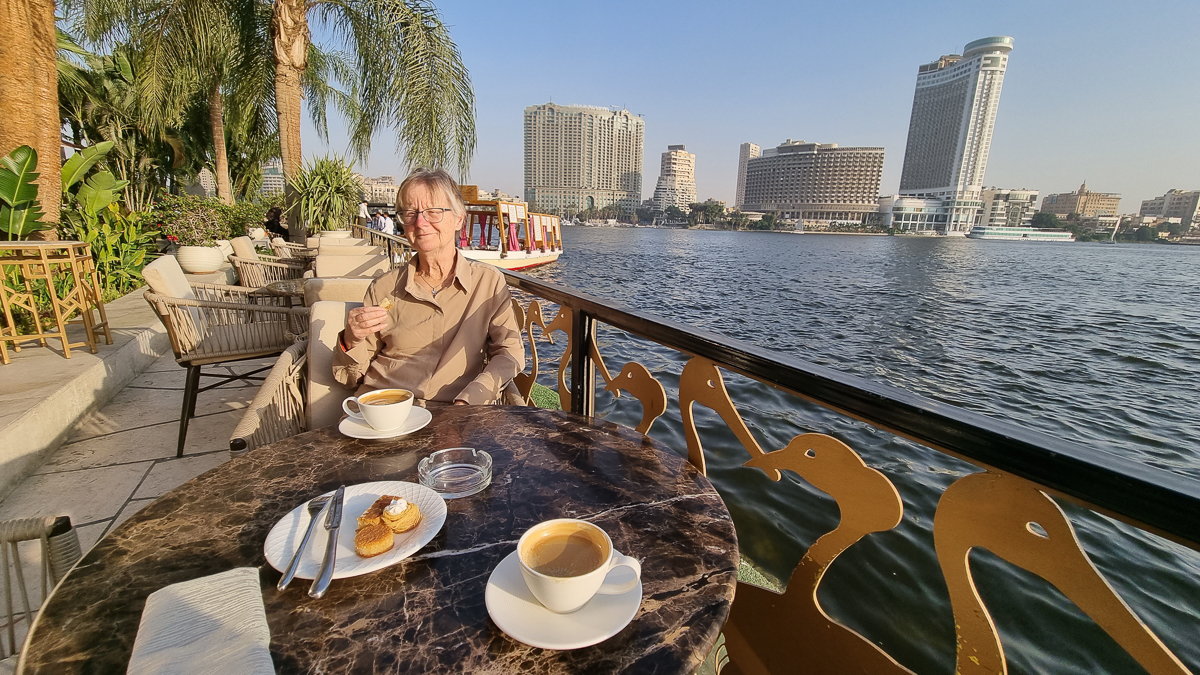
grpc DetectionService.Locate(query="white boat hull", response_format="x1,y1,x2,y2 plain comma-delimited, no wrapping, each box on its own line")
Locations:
461,248,562,270
967,226,1075,242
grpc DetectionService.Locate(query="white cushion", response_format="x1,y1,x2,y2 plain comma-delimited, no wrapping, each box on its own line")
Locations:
248,227,266,240
143,256,197,300
215,239,234,258
307,301,360,430
317,238,369,247
313,254,389,279
303,278,372,306
230,236,258,261
316,245,385,256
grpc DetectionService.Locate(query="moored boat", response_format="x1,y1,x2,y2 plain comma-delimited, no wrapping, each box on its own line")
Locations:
967,225,1076,241
457,186,563,270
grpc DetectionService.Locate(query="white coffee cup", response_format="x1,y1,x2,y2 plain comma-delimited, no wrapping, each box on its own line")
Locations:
342,388,414,431
517,519,641,614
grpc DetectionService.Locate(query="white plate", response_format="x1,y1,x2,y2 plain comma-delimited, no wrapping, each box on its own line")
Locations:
339,406,432,440
264,481,446,580
485,551,642,650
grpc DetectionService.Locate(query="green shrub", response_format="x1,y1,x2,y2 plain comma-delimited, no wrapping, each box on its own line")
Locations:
151,194,280,245
291,156,363,234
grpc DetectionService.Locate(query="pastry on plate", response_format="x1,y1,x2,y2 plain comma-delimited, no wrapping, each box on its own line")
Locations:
357,495,403,529
354,523,394,558
380,497,422,533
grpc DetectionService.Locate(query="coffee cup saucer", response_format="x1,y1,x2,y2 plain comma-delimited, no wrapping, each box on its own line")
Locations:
338,406,432,440
485,550,642,650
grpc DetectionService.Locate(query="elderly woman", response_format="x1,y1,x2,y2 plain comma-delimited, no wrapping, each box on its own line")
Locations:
333,168,525,405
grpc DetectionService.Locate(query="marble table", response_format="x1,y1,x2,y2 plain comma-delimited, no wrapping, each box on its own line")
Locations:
21,406,739,674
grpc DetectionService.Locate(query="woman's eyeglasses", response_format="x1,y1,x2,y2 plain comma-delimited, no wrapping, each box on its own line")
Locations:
399,208,450,224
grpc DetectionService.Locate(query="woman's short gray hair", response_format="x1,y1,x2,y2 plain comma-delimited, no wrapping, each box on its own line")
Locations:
396,168,466,217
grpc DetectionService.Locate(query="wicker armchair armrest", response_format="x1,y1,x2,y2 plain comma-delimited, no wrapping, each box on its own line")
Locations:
229,340,308,457
191,282,291,306
228,255,306,271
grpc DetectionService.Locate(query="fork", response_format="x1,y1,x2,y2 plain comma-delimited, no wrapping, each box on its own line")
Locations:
278,496,330,591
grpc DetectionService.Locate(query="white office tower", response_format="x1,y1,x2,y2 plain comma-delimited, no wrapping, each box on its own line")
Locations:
260,159,285,196
524,103,645,215
651,145,697,211
899,36,1014,234
735,142,760,209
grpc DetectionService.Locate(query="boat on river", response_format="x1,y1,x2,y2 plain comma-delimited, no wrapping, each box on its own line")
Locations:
457,186,563,270
967,225,1075,241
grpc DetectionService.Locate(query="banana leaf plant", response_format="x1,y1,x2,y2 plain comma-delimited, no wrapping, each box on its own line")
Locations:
0,145,50,239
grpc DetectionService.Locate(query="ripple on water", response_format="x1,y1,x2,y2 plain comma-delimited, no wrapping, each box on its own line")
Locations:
525,229,1200,673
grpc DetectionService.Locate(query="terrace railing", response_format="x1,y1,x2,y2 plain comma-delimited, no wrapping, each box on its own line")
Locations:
349,223,415,264
500,269,1199,675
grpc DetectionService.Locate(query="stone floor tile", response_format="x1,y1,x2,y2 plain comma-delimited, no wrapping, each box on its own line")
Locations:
67,383,255,443
133,453,229,500
0,462,149,526
36,411,240,474
123,369,186,390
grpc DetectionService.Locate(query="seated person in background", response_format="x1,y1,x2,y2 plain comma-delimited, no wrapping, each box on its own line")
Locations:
263,207,288,239
333,168,525,405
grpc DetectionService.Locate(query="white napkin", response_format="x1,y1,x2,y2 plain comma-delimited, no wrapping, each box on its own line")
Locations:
127,567,274,675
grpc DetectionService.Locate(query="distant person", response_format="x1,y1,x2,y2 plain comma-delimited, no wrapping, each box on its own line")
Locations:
381,213,395,235
371,211,384,230
358,200,369,227
263,207,287,239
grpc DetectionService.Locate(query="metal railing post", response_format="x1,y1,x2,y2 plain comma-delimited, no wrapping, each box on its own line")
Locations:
570,308,595,417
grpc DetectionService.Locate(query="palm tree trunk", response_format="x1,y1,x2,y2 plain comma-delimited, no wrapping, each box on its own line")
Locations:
271,0,309,242
0,0,61,229
208,84,234,205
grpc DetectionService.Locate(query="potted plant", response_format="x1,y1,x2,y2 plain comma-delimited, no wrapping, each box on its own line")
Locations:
290,155,363,237
154,195,231,273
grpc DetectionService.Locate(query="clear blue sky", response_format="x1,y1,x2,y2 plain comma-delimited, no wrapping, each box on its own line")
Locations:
301,0,1200,210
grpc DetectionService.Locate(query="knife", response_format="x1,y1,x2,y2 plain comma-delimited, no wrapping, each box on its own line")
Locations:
308,485,345,599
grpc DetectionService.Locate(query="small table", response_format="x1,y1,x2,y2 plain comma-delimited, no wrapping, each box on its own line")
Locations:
22,407,738,673
0,241,111,364
249,278,307,306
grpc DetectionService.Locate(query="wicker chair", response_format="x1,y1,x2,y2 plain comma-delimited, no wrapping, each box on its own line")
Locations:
1,516,82,663
228,236,306,288
311,253,391,279
228,340,308,457
270,238,315,260
143,255,309,457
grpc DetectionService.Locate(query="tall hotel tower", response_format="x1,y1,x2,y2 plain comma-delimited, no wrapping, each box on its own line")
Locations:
898,36,1014,234
735,142,760,209
523,103,644,216
651,145,697,211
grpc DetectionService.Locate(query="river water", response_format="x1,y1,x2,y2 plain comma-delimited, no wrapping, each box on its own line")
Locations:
522,227,1200,674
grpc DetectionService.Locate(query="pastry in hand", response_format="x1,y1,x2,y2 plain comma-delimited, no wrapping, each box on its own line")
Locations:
354,523,394,558
380,497,422,533
357,495,403,529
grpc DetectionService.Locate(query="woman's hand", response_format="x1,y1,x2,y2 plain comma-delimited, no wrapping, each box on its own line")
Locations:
343,306,391,350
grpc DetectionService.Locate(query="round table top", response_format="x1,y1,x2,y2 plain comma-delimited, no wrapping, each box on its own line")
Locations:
22,406,739,674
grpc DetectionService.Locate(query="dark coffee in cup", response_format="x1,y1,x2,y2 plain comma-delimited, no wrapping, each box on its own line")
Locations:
525,527,606,577
361,390,412,406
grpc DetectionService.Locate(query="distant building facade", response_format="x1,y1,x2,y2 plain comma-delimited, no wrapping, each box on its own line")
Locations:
735,142,760,209
980,188,1039,227
1140,189,1200,228
523,103,645,215
1041,182,1121,217
197,168,216,197
898,36,1015,234
651,145,697,211
878,195,946,232
741,140,883,223
260,158,284,196
357,174,398,207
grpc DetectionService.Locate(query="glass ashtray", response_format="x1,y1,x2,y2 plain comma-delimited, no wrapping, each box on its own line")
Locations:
418,447,492,499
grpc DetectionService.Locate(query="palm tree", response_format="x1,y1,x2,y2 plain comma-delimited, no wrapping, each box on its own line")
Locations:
268,0,476,237
1,0,63,226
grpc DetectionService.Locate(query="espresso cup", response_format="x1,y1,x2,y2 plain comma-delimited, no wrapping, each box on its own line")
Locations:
517,519,641,614
342,388,414,431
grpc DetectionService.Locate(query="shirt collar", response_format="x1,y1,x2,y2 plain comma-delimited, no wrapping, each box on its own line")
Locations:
401,249,474,299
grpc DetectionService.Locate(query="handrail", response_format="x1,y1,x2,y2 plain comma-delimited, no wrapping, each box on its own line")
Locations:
349,223,415,264
501,269,1200,551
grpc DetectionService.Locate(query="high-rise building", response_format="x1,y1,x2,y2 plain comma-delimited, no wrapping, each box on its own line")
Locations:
260,158,284,196
735,142,760,209
1041,182,1121,217
898,36,1015,234
651,145,697,211
1140,189,1200,229
523,103,644,215
980,188,1039,227
741,140,884,223
197,168,216,197
356,174,399,206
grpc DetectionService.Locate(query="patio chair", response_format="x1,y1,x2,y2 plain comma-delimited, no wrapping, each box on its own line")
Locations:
309,237,369,248
228,236,306,288
311,253,390,279
302,278,372,306
314,244,386,257
1,516,82,664
270,238,315,260
142,255,309,457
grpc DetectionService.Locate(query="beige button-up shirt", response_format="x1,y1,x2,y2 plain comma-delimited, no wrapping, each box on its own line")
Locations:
332,251,525,404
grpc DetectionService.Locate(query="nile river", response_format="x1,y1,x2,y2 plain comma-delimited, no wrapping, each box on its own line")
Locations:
523,227,1200,674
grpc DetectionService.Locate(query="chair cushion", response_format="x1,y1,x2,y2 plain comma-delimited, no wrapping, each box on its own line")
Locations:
303,278,372,306
315,245,385,256
215,239,234,258
230,236,258,261
143,255,197,300
317,238,369,247
248,227,266,240
312,254,389,279
307,301,360,430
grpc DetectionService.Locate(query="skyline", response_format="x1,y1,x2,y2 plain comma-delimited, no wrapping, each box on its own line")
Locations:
299,0,1200,210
